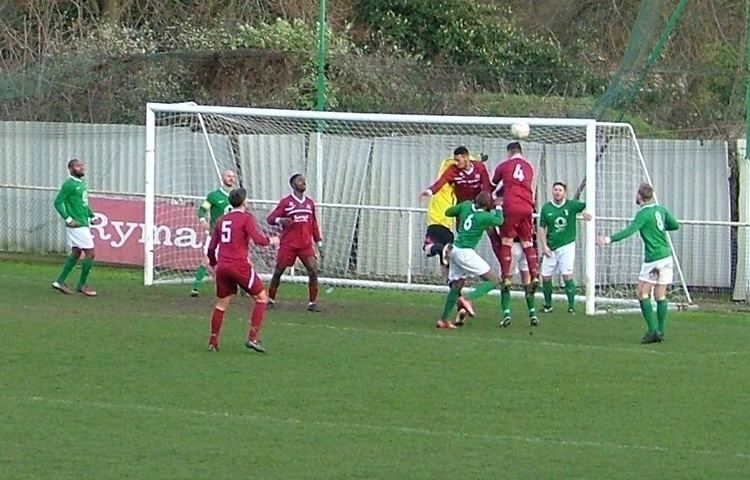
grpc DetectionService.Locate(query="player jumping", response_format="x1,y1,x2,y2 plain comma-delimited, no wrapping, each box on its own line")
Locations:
491,142,539,326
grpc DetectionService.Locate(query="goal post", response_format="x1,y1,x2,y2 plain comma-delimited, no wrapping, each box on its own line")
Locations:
144,102,693,314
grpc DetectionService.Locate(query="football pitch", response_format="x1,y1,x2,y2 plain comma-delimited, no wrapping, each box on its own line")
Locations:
1,257,749,479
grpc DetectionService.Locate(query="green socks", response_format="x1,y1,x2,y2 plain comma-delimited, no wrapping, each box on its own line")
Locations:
501,288,511,317
193,265,208,291
466,280,496,301
564,279,576,310
525,291,536,317
639,298,656,333
656,299,668,334
57,255,78,284
542,280,553,307
441,287,461,320
77,257,94,288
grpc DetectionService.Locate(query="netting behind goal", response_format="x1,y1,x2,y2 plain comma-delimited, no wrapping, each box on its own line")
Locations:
145,104,692,314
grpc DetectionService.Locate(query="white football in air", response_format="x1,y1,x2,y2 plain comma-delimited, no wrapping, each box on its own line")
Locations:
510,121,530,139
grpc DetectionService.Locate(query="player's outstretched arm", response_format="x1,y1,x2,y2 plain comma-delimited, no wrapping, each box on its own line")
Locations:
421,167,455,201
598,215,645,246
244,214,272,247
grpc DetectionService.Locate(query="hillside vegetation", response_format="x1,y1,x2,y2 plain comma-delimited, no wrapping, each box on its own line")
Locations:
0,0,745,137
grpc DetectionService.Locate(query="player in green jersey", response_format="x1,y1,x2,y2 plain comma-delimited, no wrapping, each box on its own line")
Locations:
597,183,680,344
52,158,98,296
436,192,504,329
537,182,591,314
191,170,236,297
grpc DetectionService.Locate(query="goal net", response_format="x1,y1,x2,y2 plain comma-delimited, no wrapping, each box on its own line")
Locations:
145,103,692,314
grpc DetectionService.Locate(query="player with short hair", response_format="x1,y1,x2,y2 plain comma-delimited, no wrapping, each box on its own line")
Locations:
266,174,324,312
423,151,489,270
207,187,279,353
597,183,680,344
52,158,98,297
420,146,492,208
538,182,591,314
436,191,503,329
191,169,237,297
491,160,540,326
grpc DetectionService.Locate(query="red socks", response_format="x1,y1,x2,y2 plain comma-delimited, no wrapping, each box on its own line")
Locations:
499,244,512,279
523,246,539,278
248,301,267,341
210,308,225,346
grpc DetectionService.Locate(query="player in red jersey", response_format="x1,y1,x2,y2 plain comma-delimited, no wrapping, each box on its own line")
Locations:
420,146,492,204
266,174,324,312
491,142,540,295
206,187,279,353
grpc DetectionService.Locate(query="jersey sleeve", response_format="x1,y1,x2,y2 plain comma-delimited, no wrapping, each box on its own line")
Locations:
538,205,549,229
266,199,286,225
610,212,646,243
53,182,72,221
428,167,455,194
207,221,222,266
490,163,504,189
664,208,680,231
487,209,504,227
478,163,492,193
311,203,322,243
244,213,271,247
197,195,212,221
445,202,463,218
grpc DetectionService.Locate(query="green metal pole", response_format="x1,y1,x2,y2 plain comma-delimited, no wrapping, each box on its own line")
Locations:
314,0,328,201
746,0,750,155
315,0,328,111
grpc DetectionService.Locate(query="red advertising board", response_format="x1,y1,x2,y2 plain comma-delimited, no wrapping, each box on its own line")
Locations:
89,197,205,268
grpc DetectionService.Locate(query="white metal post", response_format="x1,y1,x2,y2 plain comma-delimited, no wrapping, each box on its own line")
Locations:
315,131,324,201
407,211,413,284
144,104,156,286
585,121,598,315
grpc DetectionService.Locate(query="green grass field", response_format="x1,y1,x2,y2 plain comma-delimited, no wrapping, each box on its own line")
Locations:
1,257,749,479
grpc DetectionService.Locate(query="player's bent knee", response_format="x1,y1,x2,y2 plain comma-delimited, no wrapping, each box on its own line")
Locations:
254,290,269,303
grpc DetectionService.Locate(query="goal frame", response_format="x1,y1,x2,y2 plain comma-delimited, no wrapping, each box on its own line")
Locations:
144,102,690,315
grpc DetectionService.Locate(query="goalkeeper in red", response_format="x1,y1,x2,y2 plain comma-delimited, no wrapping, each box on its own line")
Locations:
52,158,98,296
435,192,503,329
597,183,680,344
206,188,279,353
266,174,324,312
191,169,236,297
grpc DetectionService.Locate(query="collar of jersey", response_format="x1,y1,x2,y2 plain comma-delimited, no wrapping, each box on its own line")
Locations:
640,202,657,210
471,204,480,212
508,153,525,160
68,175,83,182
552,199,567,208
291,193,306,203
461,164,475,175
219,187,230,196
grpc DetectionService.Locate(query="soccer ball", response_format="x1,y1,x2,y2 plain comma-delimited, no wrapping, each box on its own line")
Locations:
510,121,530,140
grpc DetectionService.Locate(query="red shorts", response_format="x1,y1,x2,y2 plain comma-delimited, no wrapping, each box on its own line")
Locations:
215,263,264,298
276,244,316,268
500,210,534,242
